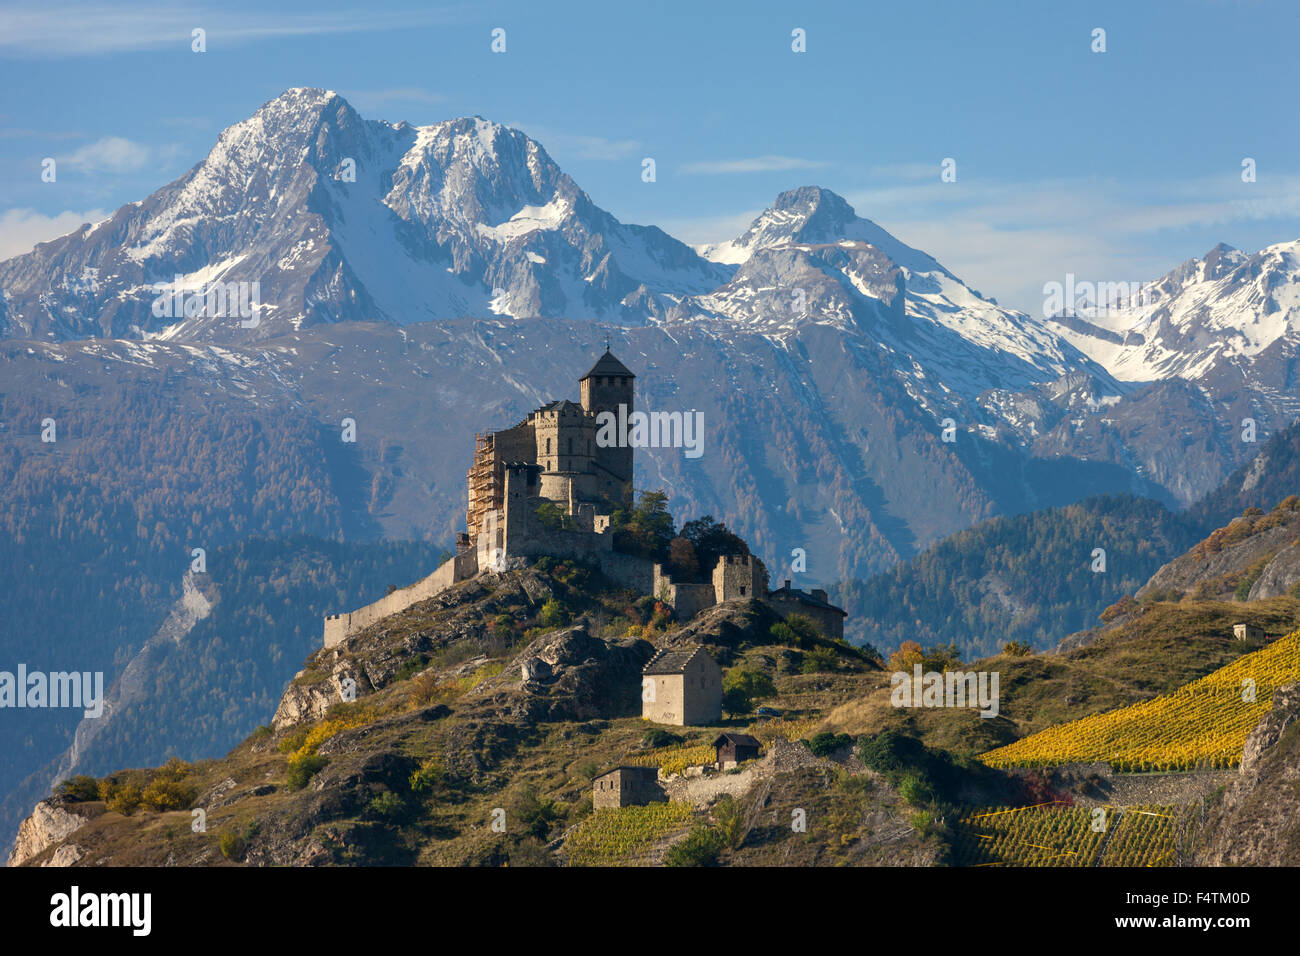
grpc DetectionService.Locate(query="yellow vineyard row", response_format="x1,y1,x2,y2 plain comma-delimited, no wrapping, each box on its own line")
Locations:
980,631,1300,772
565,804,694,866
951,804,1188,867
626,744,717,776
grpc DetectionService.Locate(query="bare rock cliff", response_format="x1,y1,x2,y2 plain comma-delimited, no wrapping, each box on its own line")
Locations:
7,798,90,867
1197,682,1300,865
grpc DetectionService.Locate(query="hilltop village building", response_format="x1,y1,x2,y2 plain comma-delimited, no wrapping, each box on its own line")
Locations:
322,351,848,648
641,646,723,726
592,766,666,809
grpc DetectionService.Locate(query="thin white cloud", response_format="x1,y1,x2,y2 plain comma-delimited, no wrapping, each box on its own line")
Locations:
345,88,447,113
513,124,642,161
0,208,110,260
681,155,830,175
58,136,152,173
0,4,461,57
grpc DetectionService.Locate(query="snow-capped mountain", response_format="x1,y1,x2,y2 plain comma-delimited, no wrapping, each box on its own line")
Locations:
0,86,1288,549
1048,241,1300,423
0,88,729,342
684,186,1121,411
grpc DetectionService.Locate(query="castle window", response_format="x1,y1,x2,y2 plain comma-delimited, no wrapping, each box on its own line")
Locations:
545,438,551,454
740,586,747,596
568,438,572,454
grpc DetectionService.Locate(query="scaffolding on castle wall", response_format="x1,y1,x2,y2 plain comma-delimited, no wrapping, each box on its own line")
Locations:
466,433,504,545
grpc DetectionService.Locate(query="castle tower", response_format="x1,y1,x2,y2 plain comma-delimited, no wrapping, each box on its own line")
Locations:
580,349,635,503
713,553,767,604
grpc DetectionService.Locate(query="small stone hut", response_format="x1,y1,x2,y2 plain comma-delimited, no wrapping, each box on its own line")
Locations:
1233,622,1265,642
592,766,665,809
713,732,762,769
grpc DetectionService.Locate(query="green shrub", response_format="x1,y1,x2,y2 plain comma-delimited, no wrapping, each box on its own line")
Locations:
105,784,142,816
807,731,852,758
536,502,577,532
218,831,245,861
722,668,776,714
920,641,963,672
539,599,569,628
712,795,745,850
409,756,445,793
642,728,683,749
1235,559,1269,600
286,753,328,790
393,654,431,682
770,621,796,644
665,824,725,867
56,775,100,802
800,648,838,674
140,777,197,812
366,790,406,821
508,786,560,840
897,771,934,807
1002,640,1032,657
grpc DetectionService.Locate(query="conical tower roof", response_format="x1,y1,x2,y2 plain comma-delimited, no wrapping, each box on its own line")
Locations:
581,349,634,380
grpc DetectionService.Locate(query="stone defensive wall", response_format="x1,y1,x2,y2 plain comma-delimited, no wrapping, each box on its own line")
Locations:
322,544,655,649
323,549,476,649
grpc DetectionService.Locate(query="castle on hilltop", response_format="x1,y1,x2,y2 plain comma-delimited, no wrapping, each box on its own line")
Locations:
465,349,635,570
322,351,846,648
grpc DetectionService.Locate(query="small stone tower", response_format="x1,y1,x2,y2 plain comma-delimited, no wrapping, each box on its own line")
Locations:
713,553,767,603
580,349,635,503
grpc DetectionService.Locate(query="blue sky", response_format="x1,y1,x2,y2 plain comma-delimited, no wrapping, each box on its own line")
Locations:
1,0,1298,315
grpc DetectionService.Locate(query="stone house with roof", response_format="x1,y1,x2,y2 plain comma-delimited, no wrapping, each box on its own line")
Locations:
641,645,722,726
592,766,666,809
766,579,849,642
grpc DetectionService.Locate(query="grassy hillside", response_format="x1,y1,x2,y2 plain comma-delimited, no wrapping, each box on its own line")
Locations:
823,596,1300,757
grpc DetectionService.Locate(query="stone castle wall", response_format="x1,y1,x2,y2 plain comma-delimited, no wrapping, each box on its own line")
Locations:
652,564,716,620
323,549,477,649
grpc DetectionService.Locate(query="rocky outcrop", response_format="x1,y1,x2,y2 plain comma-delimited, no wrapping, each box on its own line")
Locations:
1247,540,1300,600
272,664,367,731
1137,516,1299,601
1197,682,1300,865
1241,682,1300,774
484,622,654,723
7,798,90,867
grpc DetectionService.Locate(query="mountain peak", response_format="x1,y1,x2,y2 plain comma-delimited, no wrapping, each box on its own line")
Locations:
771,184,853,215
700,184,949,280
254,87,349,118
